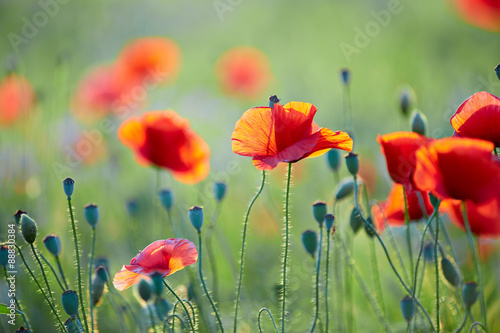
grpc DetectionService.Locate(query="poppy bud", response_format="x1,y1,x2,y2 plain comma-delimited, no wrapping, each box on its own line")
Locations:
301,230,318,258
312,201,327,227
15,327,31,333
126,199,139,217
138,279,152,302
61,290,79,317
213,181,227,202
428,193,439,209
189,206,204,232
64,317,84,333
13,210,26,225
0,245,8,267
410,111,427,136
84,204,99,228
150,272,164,297
462,282,479,309
364,217,376,238
400,90,411,117
400,295,415,323
20,214,37,244
154,297,172,321
95,266,108,283
495,64,500,81
158,189,174,212
269,95,280,107
350,207,364,234
91,274,105,306
324,214,335,232
441,257,461,287
326,149,341,172
335,178,355,201
340,68,351,86
43,234,61,257
93,257,110,275
345,152,359,178
62,177,75,199
423,242,435,263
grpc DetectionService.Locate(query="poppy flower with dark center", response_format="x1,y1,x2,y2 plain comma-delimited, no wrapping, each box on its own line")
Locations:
118,110,210,184
377,131,433,190
113,238,198,291
231,101,353,170
0,73,35,126
451,91,500,147
413,137,500,204
451,0,500,32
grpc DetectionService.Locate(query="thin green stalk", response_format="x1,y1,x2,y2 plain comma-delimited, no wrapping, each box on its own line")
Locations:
163,279,195,332
68,198,89,333
197,231,224,332
434,212,440,333
164,314,190,333
172,299,196,332
30,244,55,305
310,226,323,333
325,231,331,333
206,202,221,302
281,163,292,333
107,281,142,332
402,187,414,291
105,292,127,333
334,236,343,333
11,243,67,332
468,322,486,333
258,308,279,333
438,218,458,271
149,303,159,333
3,268,31,329
461,202,487,331
40,251,66,291
453,308,468,332
370,238,385,315
56,256,69,290
234,170,266,332
89,227,96,333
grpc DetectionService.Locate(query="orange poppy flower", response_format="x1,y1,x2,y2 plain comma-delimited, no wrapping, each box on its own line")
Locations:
118,110,210,184
113,239,198,291
0,73,35,126
451,91,500,147
413,137,500,204
377,131,433,190
115,37,181,86
451,0,500,32
372,183,433,232
216,46,272,99
441,198,500,238
231,101,353,170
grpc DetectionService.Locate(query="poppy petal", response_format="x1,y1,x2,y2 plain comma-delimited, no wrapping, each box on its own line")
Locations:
305,128,353,159
113,266,145,291
274,103,316,151
168,239,199,275
118,117,145,148
232,106,276,157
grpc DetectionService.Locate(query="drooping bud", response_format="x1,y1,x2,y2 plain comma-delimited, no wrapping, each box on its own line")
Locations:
423,242,435,263
0,245,8,267
364,217,376,238
462,282,479,309
312,201,327,227
301,230,318,258
350,207,364,234
93,257,110,275
95,266,108,283
326,149,341,172
340,68,351,86
62,178,75,199
269,95,280,107
189,206,204,232
84,204,99,228
400,90,411,117
324,214,335,232
495,64,500,81
91,274,105,306
335,178,355,201
61,290,79,317
43,234,61,257
213,182,227,202
150,272,164,297
400,295,415,323
138,279,152,302
345,152,359,178
158,189,174,212
441,257,461,287
20,214,37,244
410,111,427,136
13,210,26,225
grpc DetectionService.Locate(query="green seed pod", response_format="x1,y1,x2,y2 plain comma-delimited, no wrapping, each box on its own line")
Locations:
138,279,152,302
0,245,8,268
150,272,164,297
462,282,479,309
340,68,351,86
213,182,227,202
158,189,174,212
345,152,359,177
84,204,99,228
43,234,61,257
326,149,341,172
154,297,172,321
400,90,411,117
441,257,461,287
93,256,110,274
95,266,108,283
61,290,79,317
324,214,335,232
312,201,327,227
410,111,427,136
268,95,280,107
20,214,37,244
301,230,318,258
64,318,84,333
188,206,204,232
91,274,105,307
350,207,364,234
335,178,355,201
400,295,415,323
62,177,75,199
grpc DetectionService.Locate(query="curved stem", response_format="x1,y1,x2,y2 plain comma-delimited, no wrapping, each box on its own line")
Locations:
325,231,331,333
105,292,127,333
40,251,65,292
30,244,55,305
281,163,292,333
453,311,468,333
107,281,142,332
469,322,486,333
402,187,414,291
56,257,69,290
206,202,221,303
164,314,190,333
89,227,96,333
258,308,279,333
163,279,195,332
435,213,440,333
172,299,196,332
310,226,323,333
197,231,224,332
68,198,89,333
233,170,266,332
3,268,31,329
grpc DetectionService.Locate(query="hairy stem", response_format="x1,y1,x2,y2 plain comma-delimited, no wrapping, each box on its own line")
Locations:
281,163,292,333
310,226,323,332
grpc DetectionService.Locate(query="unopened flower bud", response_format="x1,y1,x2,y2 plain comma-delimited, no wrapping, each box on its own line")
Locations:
345,152,359,178
158,189,174,212
93,256,110,275
324,214,335,232
138,279,152,302
312,201,327,227
20,214,37,244
301,230,318,258
62,178,75,199
189,206,204,232
43,234,61,257
213,182,227,202
15,327,31,333
441,257,461,287
84,204,99,228
350,207,364,234
150,272,164,297
400,295,415,323
411,111,427,136
269,95,280,107
91,274,105,306
61,290,79,317
428,193,439,209
400,90,411,117
462,282,479,309
326,149,341,172
95,266,108,283
335,178,355,201
340,68,351,86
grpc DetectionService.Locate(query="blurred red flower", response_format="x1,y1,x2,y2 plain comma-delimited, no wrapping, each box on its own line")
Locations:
0,73,35,126
441,198,500,238
414,137,500,204
372,183,434,232
377,131,433,190
216,46,272,99
451,91,500,147
113,239,198,291
451,0,500,32
232,101,353,170
118,110,210,184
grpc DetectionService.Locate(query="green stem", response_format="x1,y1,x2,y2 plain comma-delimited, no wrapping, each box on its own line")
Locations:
234,170,266,332
163,279,195,332
281,163,292,333
40,251,65,291
435,212,440,333
258,308,279,333
89,227,96,333
172,299,196,332
334,236,343,333
325,231,331,333
30,244,55,305
206,202,221,303
370,238,385,315
164,314,190,333
310,226,323,333
461,202,487,331
56,257,69,290
107,282,142,332
453,307,468,332
105,292,127,333
3,268,31,329
197,231,224,332
402,187,414,291
149,303,159,333
68,198,89,333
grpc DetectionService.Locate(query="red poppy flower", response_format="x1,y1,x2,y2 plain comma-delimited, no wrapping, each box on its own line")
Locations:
413,137,500,204
216,46,272,99
0,73,35,126
451,92,500,147
372,183,434,232
118,110,210,184
451,0,500,32
441,198,500,238
377,131,433,190
231,101,353,170
113,239,198,291
115,37,181,86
